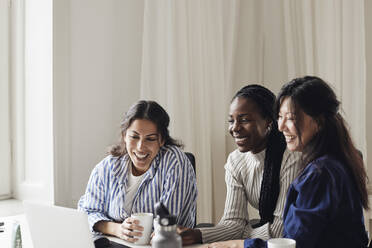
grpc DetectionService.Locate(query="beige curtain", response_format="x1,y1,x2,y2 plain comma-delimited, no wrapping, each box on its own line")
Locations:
282,0,366,158
140,0,366,222
140,0,240,222
235,0,366,156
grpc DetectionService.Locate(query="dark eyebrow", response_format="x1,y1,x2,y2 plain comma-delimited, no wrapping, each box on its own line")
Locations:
238,114,252,118
228,113,253,119
131,130,159,137
146,134,159,137
229,113,252,117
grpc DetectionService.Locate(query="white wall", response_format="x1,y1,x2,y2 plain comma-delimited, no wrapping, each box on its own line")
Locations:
11,0,54,203
366,0,372,185
53,0,144,207
0,0,11,198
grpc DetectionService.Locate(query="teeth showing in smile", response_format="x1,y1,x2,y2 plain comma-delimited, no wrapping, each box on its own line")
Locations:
134,152,148,159
284,135,296,142
234,137,247,142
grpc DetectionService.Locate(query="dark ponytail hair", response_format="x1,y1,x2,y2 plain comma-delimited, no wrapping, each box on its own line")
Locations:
233,84,287,226
109,100,182,157
275,76,368,210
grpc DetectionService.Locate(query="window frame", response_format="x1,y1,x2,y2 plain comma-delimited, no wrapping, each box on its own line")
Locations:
0,0,11,199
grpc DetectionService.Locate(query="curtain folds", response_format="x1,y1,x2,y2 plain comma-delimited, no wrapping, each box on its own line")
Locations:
140,0,366,222
140,0,240,222
282,0,366,158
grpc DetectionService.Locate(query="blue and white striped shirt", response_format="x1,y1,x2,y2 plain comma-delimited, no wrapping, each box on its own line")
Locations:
78,145,197,232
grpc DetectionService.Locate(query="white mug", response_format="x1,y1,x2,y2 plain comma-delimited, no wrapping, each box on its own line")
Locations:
131,213,154,245
268,238,296,248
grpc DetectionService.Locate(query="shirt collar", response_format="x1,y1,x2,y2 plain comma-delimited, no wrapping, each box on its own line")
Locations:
247,148,266,163
146,147,164,179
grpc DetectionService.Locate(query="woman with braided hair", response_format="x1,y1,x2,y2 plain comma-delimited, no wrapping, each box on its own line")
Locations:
206,77,369,248
180,85,302,245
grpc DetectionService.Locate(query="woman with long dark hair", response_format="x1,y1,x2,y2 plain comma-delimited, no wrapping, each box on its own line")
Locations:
78,100,197,243
180,85,302,245
207,76,369,248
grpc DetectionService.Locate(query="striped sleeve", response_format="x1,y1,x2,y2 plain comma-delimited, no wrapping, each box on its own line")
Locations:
201,150,301,243
247,150,302,240
158,147,198,228
201,154,252,243
77,158,112,233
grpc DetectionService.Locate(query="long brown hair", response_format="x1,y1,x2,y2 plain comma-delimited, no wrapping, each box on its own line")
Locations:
109,100,182,156
275,76,369,209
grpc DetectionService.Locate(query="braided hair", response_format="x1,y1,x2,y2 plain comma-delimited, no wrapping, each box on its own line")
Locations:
233,85,287,227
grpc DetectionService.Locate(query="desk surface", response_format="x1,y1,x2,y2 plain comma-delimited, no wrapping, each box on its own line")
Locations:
107,236,202,248
0,215,203,248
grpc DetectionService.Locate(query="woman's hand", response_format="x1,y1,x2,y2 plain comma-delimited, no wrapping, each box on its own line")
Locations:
93,219,143,242
177,226,202,245
202,240,244,248
116,217,144,243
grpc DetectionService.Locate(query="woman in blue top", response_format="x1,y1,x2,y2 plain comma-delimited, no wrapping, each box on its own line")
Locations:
78,100,197,243
205,76,369,248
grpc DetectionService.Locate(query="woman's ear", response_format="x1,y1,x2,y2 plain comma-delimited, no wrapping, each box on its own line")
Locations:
160,138,165,147
121,132,127,153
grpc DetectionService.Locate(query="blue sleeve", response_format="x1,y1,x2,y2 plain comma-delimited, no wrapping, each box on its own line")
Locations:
78,161,112,233
244,238,267,248
159,150,197,228
282,167,341,248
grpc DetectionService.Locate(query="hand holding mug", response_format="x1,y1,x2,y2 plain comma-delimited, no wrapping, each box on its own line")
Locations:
129,213,153,245
117,216,144,243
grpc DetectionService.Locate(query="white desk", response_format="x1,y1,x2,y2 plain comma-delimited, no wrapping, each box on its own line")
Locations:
0,215,203,248
107,236,202,248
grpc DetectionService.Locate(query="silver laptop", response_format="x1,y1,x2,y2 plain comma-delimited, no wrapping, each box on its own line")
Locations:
24,201,95,248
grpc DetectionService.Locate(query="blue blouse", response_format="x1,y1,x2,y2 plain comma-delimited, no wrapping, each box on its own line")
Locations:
78,145,197,233
244,155,368,248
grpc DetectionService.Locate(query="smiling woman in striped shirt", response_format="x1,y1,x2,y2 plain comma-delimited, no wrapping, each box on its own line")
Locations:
78,100,197,243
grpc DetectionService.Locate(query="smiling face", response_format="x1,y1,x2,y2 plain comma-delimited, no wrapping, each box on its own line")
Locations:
228,97,270,153
278,97,319,152
124,119,164,175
